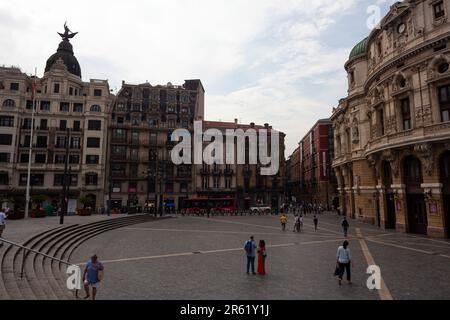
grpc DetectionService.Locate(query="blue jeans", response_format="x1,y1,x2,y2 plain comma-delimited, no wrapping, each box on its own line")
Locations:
246,256,255,274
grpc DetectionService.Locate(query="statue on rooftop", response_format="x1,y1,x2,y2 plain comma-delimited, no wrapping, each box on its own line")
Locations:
57,22,78,41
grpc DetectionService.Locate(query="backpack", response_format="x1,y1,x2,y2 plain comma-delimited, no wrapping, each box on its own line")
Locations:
244,241,253,254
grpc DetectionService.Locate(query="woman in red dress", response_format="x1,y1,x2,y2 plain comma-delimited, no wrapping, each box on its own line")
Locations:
257,240,266,275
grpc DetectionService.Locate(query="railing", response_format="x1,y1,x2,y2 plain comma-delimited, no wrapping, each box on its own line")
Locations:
0,237,71,279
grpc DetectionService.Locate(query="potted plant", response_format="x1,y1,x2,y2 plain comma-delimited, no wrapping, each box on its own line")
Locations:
77,196,93,216
31,195,48,218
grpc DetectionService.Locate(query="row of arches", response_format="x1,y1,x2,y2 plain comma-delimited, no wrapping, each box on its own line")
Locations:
380,151,450,236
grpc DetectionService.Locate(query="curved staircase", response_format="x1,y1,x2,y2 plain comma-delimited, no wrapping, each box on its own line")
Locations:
0,214,164,300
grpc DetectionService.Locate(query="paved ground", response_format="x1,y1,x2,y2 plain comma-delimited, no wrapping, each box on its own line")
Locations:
69,212,450,300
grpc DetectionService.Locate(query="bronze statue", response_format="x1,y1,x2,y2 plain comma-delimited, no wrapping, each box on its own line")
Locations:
58,22,78,40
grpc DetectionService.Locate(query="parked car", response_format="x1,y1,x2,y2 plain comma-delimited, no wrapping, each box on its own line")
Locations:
250,205,271,215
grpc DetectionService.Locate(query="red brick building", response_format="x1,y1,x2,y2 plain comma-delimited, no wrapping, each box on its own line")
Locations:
289,119,337,208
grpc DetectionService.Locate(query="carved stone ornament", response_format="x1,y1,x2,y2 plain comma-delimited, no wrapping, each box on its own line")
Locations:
382,149,399,177
414,143,434,176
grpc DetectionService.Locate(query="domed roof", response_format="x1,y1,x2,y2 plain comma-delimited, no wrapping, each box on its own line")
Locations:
349,37,368,60
45,39,81,78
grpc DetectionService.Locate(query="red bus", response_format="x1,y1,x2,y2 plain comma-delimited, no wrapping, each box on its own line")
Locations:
182,197,236,215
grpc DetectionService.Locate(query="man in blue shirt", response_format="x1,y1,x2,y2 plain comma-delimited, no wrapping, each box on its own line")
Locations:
244,236,257,275
83,254,104,300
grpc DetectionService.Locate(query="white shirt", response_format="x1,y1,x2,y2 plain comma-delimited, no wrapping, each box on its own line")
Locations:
0,212,6,225
336,246,352,263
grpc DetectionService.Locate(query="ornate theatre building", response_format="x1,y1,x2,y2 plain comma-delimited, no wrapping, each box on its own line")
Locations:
331,0,450,238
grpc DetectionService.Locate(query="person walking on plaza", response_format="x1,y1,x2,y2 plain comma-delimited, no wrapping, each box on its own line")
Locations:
82,254,104,300
257,240,267,275
244,236,257,275
280,214,287,231
313,214,319,232
0,209,8,247
293,215,300,232
336,240,352,285
299,214,304,232
341,217,350,237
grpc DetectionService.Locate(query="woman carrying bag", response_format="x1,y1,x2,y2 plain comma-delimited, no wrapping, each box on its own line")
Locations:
257,240,267,275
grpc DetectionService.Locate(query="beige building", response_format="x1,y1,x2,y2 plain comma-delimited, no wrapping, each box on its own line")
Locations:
331,0,450,238
0,29,112,213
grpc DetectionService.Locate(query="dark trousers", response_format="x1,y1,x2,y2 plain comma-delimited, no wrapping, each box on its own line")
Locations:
246,256,255,274
343,227,348,237
281,223,286,231
338,262,351,281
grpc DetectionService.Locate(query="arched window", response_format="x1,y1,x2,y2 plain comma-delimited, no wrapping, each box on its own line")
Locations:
90,105,101,112
404,156,423,185
2,99,15,107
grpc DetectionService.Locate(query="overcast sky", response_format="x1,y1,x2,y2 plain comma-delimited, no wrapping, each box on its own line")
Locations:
0,0,395,155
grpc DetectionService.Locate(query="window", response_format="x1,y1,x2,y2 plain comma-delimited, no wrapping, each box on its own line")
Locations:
0,134,12,145
202,176,209,189
54,174,78,187
0,173,8,185
377,108,385,135
26,100,33,110
53,83,60,94
434,1,445,19
36,136,47,148
213,176,220,188
2,99,15,107
438,62,449,74
88,120,101,131
438,85,450,122
19,174,44,186
111,164,126,176
39,119,47,130
149,132,157,145
69,155,80,164
56,136,67,148
130,148,139,161
9,83,19,91
86,155,99,164
168,119,176,128
40,101,50,111
93,89,102,97
71,137,81,149
69,87,74,95
86,137,100,148
60,102,70,112
225,177,232,189
117,117,124,124
59,120,67,131
0,116,14,127
73,121,81,131
85,173,98,186
0,153,10,163
20,154,29,163
400,98,412,130
90,105,101,112
73,103,83,112
112,146,126,157
54,154,66,164
112,129,126,140
182,120,189,128
131,131,139,145
35,154,46,163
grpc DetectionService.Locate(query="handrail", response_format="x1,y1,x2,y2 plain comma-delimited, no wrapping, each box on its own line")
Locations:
0,237,72,279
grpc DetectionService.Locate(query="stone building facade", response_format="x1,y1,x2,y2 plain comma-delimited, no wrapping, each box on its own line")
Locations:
331,0,450,238
107,80,205,212
199,120,286,210
0,32,112,212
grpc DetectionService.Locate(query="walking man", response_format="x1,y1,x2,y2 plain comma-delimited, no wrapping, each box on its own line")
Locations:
280,214,287,231
313,214,319,232
244,236,257,275
83,254,104,300
341,217,350,237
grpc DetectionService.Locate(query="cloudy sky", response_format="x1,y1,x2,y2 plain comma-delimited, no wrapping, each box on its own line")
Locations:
0,0,396,155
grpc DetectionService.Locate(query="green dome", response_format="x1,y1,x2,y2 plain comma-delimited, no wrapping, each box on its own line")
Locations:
349,37,368,60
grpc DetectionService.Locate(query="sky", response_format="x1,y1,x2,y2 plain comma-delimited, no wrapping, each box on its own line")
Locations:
0,0,396,156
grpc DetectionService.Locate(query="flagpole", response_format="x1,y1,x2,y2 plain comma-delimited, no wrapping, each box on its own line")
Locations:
24,68,37,219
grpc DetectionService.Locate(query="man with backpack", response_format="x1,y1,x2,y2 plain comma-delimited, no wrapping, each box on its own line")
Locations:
244,236,257,275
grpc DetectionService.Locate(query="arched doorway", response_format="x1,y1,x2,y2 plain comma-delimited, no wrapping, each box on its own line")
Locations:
403,156,427,235
439,151,450,238
382,161,396,229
